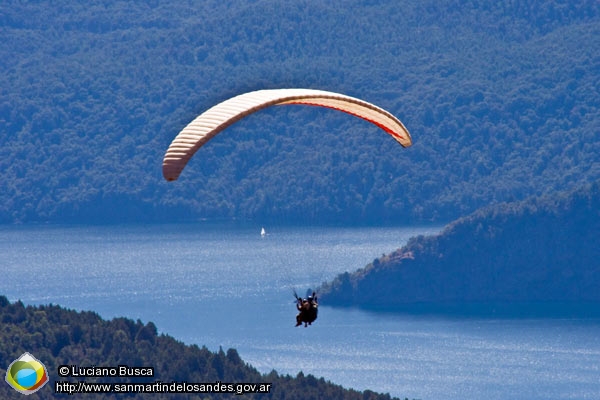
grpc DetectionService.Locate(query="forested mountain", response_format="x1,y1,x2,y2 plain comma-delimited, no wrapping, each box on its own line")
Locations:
319,182,600,315
1,1,598,224
0,296,399,399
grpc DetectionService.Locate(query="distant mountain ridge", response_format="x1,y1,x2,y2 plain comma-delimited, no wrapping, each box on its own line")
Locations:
1,0,598,224
319,182,600,315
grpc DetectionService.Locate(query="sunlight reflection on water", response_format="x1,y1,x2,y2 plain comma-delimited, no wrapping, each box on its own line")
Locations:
1,223,599,400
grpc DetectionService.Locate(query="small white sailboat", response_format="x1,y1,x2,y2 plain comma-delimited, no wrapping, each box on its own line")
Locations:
261,227,266,237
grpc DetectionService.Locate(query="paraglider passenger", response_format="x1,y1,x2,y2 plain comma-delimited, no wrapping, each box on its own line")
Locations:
295,292,318,327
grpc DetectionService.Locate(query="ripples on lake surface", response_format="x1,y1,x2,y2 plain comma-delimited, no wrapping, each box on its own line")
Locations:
1,223,599,400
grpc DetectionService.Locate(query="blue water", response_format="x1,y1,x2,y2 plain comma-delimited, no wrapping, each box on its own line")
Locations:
1,223,599,399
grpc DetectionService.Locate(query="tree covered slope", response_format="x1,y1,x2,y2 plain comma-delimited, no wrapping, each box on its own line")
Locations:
0,1,598,224
0,297,398,399
319,182,600,315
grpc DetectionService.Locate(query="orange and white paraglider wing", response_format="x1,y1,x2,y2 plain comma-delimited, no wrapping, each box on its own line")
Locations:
162,88,411,181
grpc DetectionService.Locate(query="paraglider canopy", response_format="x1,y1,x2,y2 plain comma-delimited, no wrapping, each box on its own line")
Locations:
163,88,412,181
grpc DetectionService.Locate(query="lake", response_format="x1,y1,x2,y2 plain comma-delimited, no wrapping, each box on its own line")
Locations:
1,223,599,399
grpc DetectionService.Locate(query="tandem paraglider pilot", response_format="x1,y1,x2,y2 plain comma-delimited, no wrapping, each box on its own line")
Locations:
295,291,318,327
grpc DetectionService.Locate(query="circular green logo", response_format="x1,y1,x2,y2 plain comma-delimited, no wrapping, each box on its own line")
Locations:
5,353,49,395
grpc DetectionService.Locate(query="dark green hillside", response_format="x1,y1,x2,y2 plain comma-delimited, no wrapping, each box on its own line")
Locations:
0,0,599,224
320,182,600,315
0,296,399,399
